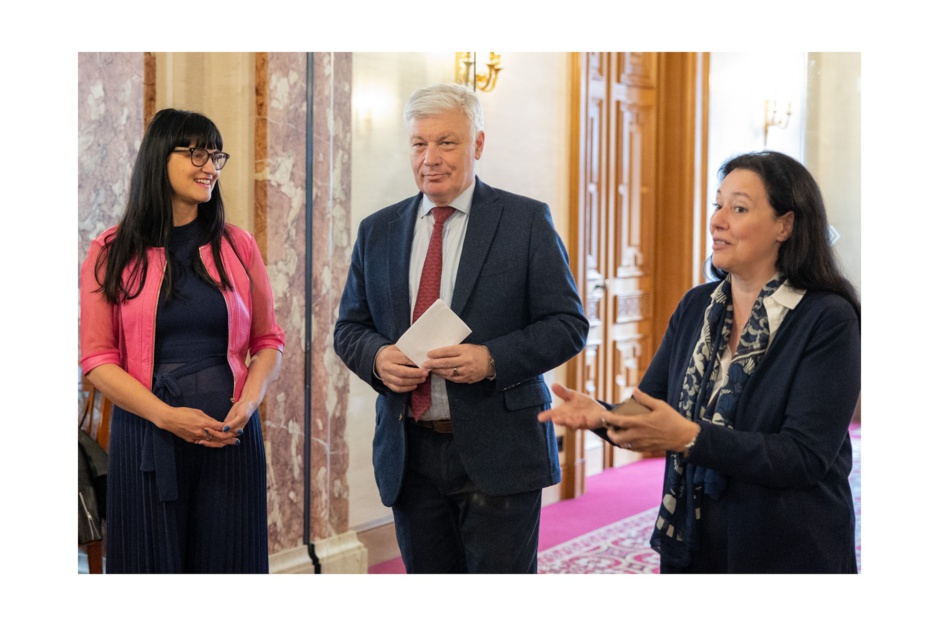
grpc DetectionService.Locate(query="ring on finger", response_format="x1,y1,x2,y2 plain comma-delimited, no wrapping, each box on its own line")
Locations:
626,442,633,450
204,429,213,441
452,367,458,377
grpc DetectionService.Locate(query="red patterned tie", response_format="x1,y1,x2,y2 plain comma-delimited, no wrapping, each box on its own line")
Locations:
409,205,456,420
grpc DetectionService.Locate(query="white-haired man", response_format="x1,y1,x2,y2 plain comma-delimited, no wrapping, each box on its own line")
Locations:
335,83,587,573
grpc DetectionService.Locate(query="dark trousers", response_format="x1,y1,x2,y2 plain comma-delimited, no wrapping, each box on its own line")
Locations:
392,420,542,574
106,361,268,573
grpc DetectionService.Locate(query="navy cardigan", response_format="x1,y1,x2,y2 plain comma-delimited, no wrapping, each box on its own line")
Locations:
639,282,860,573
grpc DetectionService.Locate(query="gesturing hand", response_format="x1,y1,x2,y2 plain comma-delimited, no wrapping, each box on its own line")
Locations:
602,388,700,454
537,383,610,430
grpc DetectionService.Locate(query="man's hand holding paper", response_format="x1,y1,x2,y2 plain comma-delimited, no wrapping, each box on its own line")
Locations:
422,343,494,384
375,345,427,393
393,299,487,385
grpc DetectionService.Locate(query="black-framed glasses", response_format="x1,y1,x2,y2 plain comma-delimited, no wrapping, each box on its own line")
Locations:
172,147,230,170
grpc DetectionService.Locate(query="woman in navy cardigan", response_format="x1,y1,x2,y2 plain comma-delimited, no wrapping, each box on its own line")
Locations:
541,151,860,573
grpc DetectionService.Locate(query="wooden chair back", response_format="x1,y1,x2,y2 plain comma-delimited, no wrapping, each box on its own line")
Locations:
79,375,112,573
80,376,112,449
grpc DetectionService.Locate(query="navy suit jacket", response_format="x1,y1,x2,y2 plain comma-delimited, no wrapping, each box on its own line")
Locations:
335,178,588,506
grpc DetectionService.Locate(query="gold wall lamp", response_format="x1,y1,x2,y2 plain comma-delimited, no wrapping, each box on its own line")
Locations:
763,99,792,145
456,52,502,92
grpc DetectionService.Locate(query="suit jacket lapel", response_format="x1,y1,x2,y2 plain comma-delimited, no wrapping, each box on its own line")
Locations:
452,179,502,316
387,194,420,337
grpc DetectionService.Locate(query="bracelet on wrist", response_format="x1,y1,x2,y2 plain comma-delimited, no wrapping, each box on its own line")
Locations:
682,429,699,458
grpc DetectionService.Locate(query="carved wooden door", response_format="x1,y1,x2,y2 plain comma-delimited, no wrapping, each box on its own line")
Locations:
563,51,706,498
563,52,659,497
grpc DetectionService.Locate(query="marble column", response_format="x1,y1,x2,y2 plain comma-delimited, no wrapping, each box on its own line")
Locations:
256,52,359,573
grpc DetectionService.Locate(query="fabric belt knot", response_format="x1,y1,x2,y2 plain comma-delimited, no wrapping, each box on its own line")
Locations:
153,371,182,399
141,354,229,502
409,205,456,420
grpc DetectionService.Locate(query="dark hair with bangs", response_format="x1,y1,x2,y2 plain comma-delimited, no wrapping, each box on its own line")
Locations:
96,108,238,303
708,150,860,317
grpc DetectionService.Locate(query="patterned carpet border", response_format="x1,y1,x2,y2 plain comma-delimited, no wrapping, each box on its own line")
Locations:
538,426,861,574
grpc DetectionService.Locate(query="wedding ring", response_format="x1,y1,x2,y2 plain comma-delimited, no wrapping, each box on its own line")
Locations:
452,367,458,377
626,442,633,450
601,416,609,428
204,430,213,441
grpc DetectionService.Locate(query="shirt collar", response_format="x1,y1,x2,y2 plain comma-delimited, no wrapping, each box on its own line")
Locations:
420,183,475,217
764,280,805,337
766,281,805,310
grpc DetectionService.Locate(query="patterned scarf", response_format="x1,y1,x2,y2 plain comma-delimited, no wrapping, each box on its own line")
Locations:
650,274,783,568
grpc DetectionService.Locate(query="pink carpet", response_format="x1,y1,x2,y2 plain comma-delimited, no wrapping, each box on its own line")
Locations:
369,425,861,574
538,457,665,550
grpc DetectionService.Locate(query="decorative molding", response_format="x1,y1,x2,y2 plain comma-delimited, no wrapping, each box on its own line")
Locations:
355,518,401,568
622,52,656,88
618,246,644,277
615,336,643,364
616,290,647,323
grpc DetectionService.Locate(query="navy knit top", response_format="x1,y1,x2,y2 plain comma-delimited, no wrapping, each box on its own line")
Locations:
155,220,229,364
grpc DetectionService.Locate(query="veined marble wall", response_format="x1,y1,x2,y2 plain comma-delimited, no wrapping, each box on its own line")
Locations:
309,53,354,542
78,53,143,266
255,52,310,557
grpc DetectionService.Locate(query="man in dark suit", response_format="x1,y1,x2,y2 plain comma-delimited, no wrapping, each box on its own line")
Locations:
334,83,588,573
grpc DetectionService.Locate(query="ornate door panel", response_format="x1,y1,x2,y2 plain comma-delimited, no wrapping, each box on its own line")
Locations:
606,53,657,407
566,51,706,497
566,52,658,495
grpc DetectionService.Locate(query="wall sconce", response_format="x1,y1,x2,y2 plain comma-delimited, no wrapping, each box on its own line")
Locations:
353,87,392,132
455,52,502,92
763,99,791,145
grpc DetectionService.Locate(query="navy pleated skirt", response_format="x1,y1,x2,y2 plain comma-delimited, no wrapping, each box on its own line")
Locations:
106,357,268,573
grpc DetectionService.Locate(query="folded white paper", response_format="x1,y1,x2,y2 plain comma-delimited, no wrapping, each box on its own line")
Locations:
396,299,472,367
